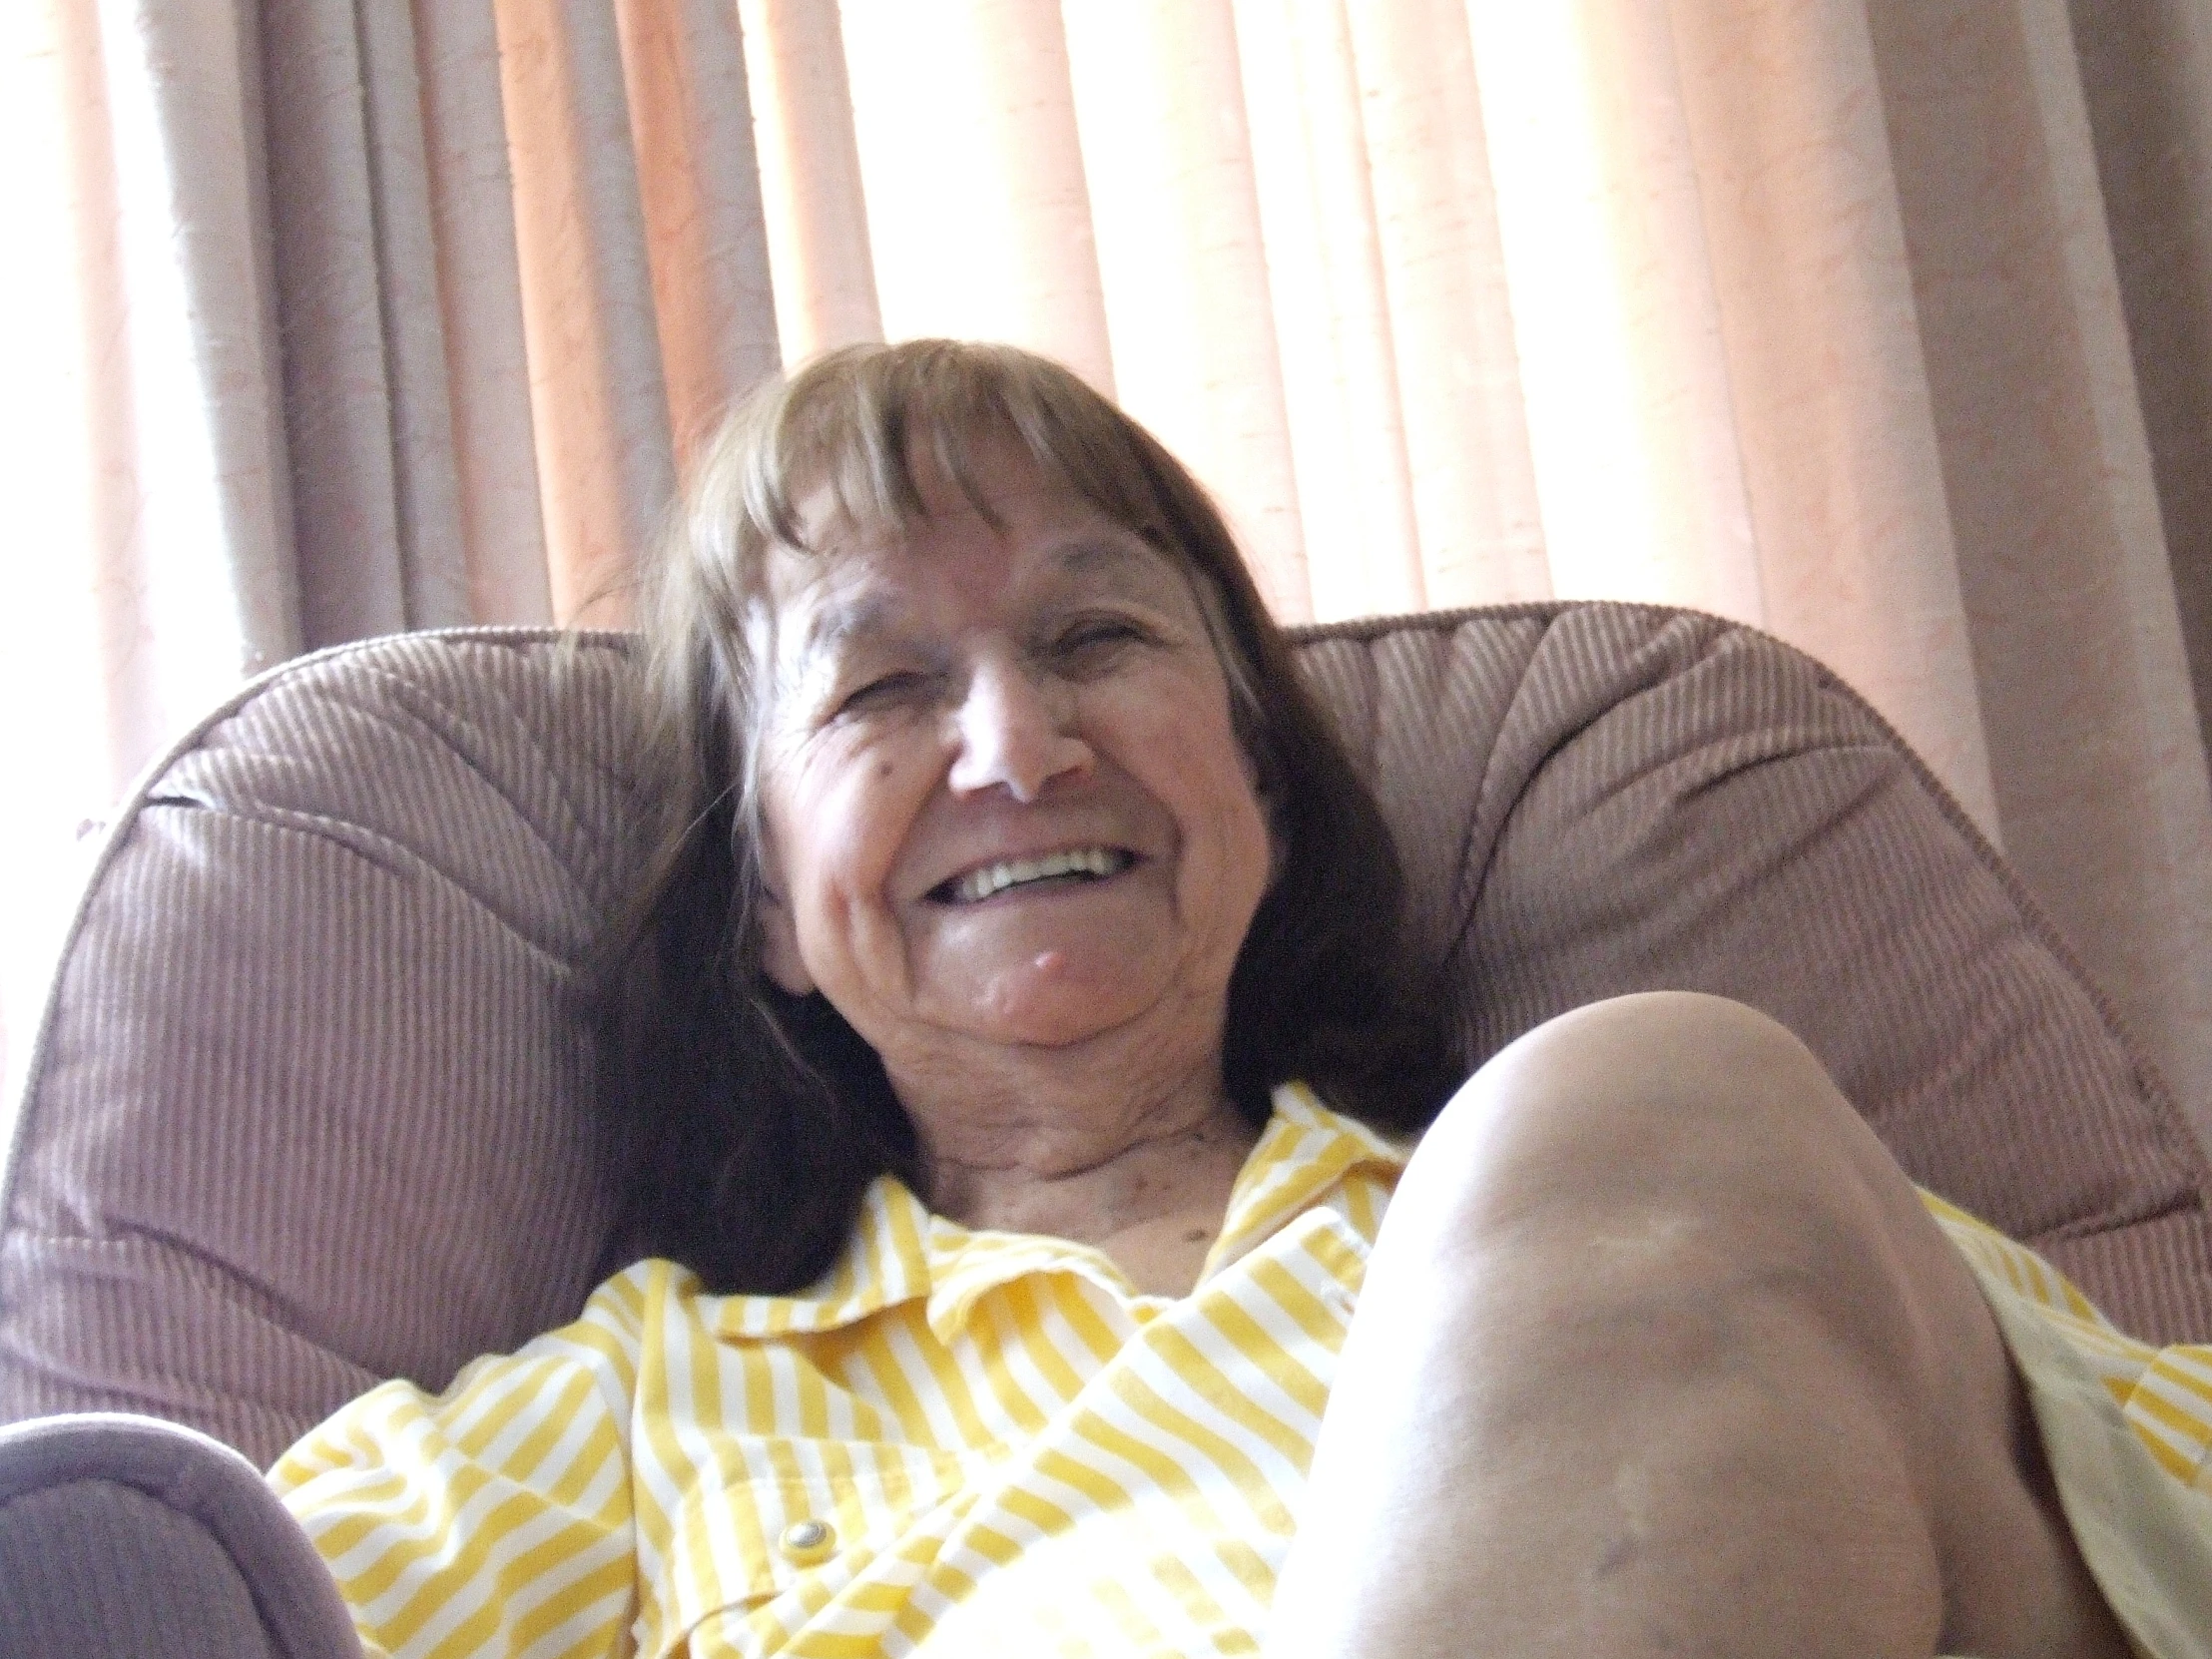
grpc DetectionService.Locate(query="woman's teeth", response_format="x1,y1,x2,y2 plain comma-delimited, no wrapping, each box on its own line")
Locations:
946,847,1131,903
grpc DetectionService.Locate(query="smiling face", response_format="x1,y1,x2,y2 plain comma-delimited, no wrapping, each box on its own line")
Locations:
751,447,1274,1108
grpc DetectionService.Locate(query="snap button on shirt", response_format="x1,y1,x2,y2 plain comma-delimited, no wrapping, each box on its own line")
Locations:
780,1519,835,1565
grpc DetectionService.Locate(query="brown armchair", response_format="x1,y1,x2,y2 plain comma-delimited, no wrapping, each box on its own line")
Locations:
4,605,2207,1656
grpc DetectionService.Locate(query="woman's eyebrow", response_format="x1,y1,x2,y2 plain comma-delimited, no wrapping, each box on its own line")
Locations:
791,596,900,685
1050,535,1180,595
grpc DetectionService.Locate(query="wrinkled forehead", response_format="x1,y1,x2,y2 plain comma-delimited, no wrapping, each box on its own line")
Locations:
758,479,1188,648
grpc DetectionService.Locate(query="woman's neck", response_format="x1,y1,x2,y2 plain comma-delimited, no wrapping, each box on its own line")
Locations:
903,1068,1262,1298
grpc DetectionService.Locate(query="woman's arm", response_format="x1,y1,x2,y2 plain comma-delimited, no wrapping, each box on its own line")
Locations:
271,1273,647,1659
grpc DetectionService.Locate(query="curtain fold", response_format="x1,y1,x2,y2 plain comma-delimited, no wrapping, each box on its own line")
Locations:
1868,0,2212,1122
1666,0,1995,832
1060,0,1313,620
413,0,553,631
12,0,2212,1148
265,0,461,642
737,0,882,362
495,0,674,626
1474,2,1770,631
1347,0,1547,612
3,0,774,1090
2071,0,2212,753
100,0,302,716
840,0,1115,392
616,0,781,466
1238,0,1428,624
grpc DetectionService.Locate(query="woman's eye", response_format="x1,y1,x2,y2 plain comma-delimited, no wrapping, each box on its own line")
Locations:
1054,618,1151,661
833,672,930,717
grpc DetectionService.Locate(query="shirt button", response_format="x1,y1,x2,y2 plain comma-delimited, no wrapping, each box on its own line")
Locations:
779,1518,835,1565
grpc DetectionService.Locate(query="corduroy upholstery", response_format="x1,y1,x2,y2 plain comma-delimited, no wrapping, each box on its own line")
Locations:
3,606,2209,1480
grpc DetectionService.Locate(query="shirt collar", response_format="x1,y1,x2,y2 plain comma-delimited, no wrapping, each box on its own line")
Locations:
710,1083,1410,1343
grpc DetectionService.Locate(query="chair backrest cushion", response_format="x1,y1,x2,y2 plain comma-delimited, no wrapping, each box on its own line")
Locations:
4,608,2208,1468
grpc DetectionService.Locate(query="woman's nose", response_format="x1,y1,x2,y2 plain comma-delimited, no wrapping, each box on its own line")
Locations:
946,660,1091,802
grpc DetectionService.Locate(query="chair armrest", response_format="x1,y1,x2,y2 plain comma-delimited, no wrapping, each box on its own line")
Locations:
0,1413,358,1659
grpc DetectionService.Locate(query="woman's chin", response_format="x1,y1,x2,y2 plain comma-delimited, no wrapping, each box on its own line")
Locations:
908,953,1185,1054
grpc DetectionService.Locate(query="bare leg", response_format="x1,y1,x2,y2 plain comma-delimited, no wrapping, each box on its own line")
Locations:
1265,992,2130,1659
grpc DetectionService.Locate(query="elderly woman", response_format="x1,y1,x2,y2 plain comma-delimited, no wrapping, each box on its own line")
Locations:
273,341,2209,1658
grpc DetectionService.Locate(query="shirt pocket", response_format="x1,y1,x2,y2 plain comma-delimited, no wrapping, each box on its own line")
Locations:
652,1449,969,1658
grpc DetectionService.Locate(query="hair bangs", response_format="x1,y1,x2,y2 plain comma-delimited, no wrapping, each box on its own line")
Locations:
721,343,1173,571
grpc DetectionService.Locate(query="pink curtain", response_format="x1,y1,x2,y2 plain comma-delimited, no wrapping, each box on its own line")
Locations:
8,0,2212,1150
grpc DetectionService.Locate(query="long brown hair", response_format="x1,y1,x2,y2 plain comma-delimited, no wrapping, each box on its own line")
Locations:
597,340,1453,1293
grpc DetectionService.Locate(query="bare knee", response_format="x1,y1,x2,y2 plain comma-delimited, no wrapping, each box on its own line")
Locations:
1388,993,1973,1391
1397,992,1910,1268
1357,991,2121,1657
1298,995,1959,1650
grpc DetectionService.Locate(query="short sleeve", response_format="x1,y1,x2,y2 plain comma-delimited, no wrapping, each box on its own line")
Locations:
1926,1196,2212,1654
270,1271,651,1659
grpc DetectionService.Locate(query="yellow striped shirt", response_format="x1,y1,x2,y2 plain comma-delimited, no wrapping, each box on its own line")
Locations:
272,1086,2212,1659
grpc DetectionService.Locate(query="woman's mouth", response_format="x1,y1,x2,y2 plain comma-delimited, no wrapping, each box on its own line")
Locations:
932,846,1136,904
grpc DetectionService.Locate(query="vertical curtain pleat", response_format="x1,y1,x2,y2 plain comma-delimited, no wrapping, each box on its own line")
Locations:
1234,0,1424,623
738,0,882,363
838,0,1115,394
2070,0,2212,758
1346,0,1547,611
1061,0,1311,621
98,0,301,706
493,0,675,626
31,0,172,811
354,1,477,633
1665,0,1998,832
355,4,477,637
615,0,780,467
1583,2,1769,623
1467,2,1764,627
1867,0,2212,1121
412,0,552,628
265,0,441,643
